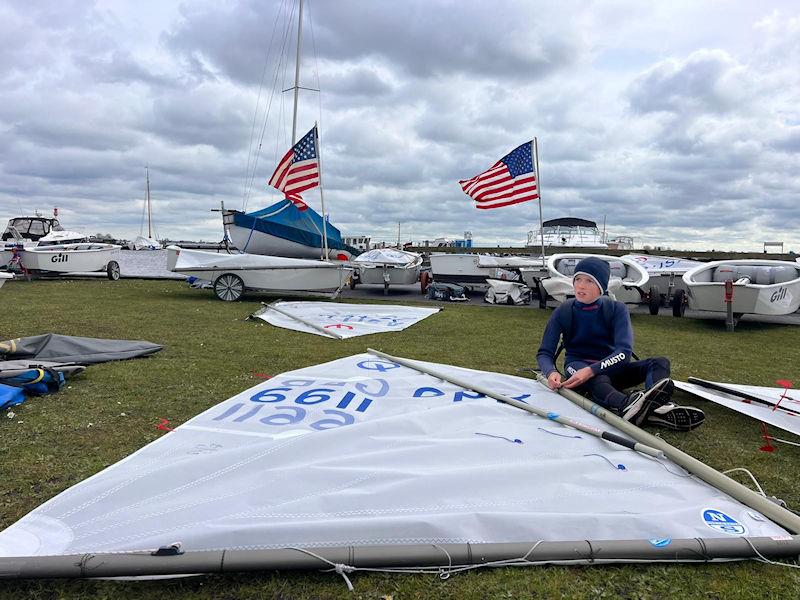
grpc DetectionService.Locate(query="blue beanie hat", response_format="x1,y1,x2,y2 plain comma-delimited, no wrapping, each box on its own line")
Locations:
573,257,610,294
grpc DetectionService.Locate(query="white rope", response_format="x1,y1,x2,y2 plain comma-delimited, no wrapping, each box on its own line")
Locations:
743,537,800,570
284,542,546,591
722,468,767,497
768,436,800,447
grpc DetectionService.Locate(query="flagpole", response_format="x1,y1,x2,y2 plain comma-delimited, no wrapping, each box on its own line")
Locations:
534,137,546,267
315,123,330,260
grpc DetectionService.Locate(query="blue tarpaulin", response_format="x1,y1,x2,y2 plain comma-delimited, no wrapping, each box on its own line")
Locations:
233,200,360,256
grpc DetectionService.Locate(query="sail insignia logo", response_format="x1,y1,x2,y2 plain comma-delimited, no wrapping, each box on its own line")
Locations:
702,509,746,535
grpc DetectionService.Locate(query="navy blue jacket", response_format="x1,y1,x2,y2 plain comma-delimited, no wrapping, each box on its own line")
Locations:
537,297,633,377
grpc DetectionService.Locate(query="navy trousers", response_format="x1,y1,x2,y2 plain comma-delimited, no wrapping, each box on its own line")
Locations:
565,357,671,411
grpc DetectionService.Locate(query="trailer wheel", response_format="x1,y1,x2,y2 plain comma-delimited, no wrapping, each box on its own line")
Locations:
648,285,661,315
106,261,120,281
349,275,357,290
214,273,245,301
672,289,686,317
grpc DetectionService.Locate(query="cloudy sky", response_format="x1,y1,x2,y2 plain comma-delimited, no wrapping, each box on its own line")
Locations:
1,0,799,251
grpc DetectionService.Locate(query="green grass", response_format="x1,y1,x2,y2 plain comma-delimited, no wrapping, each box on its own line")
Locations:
1,278,799,599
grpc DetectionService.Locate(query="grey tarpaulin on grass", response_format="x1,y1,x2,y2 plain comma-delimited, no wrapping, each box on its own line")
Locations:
0,334,163,365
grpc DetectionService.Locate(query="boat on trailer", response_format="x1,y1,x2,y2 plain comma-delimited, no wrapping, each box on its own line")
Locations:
679,259,800,318
622,254,704,315
541,253,649,304
167,246,353,301
429,253,547,293
351,248,422,294
12,243,121,280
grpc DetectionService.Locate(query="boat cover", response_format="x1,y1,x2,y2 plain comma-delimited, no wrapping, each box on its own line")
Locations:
0,334,162,365
174,248,343,271
253,301,440,338
234,200,360,256
0,353,786,559
484,280,530,305
623,255,703,275
675,380,800,438
354,248,420,266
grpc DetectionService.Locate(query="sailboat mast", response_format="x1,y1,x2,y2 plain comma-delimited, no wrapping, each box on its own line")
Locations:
291,0,304,145
145,166,153,239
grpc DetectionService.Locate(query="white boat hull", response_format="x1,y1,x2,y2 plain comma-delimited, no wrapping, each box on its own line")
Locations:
430,253,547,291
542,253,649,304
18,244,121,273
683,260,800,316
354,250,422,287
168,246,353,294
357,264,420,286
0,272,12,288
228,225,327,259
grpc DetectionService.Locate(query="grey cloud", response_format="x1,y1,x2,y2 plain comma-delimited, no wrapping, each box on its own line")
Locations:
627,50,744,116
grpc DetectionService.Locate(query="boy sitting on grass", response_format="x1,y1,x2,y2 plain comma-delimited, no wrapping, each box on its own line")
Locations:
537,257,704,431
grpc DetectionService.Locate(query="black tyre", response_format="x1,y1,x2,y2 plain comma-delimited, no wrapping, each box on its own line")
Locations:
349,275,357,290
214,273,245,301
537,280,548,309
648,285,661,315
106,260,120,281
672,289,686,317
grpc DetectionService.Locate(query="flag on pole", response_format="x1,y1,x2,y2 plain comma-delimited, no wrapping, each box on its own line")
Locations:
268,126,320,212
459,141,539,209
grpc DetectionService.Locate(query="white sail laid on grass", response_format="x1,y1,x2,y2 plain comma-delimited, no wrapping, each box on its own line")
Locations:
1,353,791,566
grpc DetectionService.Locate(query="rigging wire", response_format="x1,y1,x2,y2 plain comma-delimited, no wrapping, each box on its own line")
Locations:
243,0,288,210
243,0,296,212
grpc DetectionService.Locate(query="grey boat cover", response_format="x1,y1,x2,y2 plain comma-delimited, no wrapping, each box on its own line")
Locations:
0,334,162,365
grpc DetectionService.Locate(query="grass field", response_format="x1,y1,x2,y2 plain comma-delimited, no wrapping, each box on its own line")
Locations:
1,278,799,599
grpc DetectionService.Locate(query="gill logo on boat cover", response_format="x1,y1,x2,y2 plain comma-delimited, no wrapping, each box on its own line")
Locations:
600,352,626,370
770,287,787,303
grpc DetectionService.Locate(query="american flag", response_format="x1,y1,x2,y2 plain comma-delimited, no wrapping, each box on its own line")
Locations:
268,126,320,211
459,140,539,209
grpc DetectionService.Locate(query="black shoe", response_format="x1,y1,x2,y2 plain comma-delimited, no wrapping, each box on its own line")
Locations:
620,391,646,422
645,403,705,431
630,378,673,426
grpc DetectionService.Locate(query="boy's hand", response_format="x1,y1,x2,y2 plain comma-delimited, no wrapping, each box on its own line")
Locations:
562,366,594,389
546,371,562,390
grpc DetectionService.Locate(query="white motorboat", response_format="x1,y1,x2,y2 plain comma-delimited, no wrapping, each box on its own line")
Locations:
167,246,354,301
527,217,613,249
429,253,547,292
622,254,704,315
14,243,121,279
680,259,800,318
541,253,649,304
351,248,422,294
0,272,12,289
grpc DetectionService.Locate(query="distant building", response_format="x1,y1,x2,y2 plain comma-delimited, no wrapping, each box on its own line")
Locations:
345,235,370,251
